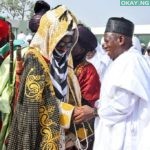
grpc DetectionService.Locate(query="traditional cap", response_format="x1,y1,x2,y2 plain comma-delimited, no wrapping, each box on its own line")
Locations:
105,17,134,37
0,18,9,39
78,25,97,51
34,0,50,14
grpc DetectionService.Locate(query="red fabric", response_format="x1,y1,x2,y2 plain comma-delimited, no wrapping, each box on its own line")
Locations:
13,76,21,112
0,19,9,39
12,60,24,112
75,62,100,107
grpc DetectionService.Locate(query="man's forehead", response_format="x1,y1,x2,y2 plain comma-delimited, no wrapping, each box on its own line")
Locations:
104,32,115,39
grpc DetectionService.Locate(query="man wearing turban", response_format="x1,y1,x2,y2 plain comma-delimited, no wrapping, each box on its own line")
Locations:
7,5,93,150
0,2,51,149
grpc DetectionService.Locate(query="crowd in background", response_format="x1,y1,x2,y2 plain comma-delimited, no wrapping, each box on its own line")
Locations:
0,1,150,150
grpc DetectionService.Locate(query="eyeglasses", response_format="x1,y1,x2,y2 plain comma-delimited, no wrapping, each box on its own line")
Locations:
56,35,73,52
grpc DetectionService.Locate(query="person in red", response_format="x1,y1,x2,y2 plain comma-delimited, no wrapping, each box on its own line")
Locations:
72,25,100,107
71,24,100,150
0,17,9,65
0,17,9,128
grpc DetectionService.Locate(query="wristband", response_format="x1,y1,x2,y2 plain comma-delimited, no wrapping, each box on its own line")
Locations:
93,108,98,117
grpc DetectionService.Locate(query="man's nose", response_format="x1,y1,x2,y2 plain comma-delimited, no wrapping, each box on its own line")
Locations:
102,43,107,51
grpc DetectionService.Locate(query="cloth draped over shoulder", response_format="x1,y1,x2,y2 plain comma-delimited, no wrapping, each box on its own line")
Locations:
94,47,150,150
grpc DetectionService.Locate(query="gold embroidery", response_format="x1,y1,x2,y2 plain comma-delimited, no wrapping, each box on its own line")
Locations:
75,61,88,76
25,68,44,102
27,48,56,97
39,106,60,150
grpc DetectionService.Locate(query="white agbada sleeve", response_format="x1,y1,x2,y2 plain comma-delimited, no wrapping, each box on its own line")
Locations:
98,88,139,126
94,48,150,150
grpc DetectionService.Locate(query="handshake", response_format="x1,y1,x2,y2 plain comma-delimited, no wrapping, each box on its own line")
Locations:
73,105,98,124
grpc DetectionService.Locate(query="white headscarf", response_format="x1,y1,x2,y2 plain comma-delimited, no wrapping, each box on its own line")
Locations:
132,36,142,53
86,42,112,81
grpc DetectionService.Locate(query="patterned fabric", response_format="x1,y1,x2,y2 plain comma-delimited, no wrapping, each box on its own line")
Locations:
50,53,68,101
7,48,60,150
75,61,100,107
7,5,94,149
30,4,78,103
30,5,78,60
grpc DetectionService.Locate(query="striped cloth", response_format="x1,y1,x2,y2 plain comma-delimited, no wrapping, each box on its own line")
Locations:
50,49,68,101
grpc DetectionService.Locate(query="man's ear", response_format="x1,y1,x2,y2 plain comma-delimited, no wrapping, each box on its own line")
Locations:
118,35,125,46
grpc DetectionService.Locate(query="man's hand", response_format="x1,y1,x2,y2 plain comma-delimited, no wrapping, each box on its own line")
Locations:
73,105,95,124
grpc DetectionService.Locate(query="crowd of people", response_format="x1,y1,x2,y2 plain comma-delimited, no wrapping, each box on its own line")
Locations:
0,0,150,150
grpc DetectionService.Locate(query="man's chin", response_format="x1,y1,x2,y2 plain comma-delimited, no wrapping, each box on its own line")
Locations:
106,51,113,59
106,51,110,56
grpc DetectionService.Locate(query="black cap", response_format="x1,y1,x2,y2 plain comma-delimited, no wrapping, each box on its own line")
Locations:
105,17,134,37
78,25,97,51
34,0,50,14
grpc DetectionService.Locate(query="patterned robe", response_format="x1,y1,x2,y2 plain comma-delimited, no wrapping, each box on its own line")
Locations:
7,48,94,150
7,48,60,149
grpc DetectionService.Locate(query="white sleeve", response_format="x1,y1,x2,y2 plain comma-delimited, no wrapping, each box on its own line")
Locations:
98,88,138,126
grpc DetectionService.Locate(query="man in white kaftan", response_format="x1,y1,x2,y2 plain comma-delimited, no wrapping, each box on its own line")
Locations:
73,17,150,150
94,17,150,150
94,46,150,150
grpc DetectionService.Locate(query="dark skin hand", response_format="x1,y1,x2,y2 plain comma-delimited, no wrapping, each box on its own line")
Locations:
73,105,96,124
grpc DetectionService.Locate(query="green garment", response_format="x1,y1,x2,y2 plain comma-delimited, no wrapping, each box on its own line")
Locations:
0,47,28,150
0,40,26,58
0,58,15,150
0,16,5,20
0,43,9,57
